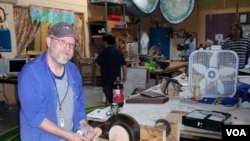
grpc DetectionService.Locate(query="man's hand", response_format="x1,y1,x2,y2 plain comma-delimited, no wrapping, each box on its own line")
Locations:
67,132,92,141
78,120,96,140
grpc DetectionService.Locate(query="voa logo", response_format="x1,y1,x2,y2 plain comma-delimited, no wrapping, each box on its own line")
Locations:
226,129,246,136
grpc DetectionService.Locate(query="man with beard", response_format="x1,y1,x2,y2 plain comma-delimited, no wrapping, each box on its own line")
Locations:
18,22,95,141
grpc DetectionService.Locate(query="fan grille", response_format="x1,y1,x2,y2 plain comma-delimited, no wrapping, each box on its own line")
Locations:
188,50,239,98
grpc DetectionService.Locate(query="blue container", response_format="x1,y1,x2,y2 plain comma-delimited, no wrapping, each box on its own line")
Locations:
0,30,12,52
149,27,171,59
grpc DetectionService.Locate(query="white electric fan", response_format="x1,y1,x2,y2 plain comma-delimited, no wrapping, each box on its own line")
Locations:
188,50,239,98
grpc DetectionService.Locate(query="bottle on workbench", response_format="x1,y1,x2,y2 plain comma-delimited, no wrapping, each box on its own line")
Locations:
192,76,200,100
112,77,124,108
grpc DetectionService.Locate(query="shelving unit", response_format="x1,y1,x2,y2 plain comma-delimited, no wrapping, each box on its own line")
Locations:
87,0,127,85
88,1,125,30
88,0,126,54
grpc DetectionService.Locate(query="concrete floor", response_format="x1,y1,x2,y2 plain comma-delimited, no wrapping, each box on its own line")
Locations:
0,85,103,133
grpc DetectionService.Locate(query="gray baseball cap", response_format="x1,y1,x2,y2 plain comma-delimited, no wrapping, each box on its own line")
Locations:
48,22,79,43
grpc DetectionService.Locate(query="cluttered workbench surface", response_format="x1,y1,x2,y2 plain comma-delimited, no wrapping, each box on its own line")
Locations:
87,74,250,140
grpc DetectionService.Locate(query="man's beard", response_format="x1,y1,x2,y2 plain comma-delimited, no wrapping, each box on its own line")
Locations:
50,47,73,65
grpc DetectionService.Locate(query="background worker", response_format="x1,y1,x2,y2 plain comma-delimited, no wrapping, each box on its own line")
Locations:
95,33,127,107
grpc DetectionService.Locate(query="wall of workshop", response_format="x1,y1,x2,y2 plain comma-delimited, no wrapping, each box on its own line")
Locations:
1,0,250,104
1,0,250,58
131,0,250,47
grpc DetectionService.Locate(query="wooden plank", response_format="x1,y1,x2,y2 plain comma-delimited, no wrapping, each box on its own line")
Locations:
166,122,180,141
181,130,221,139
140,125,165,141
149,61,188,85
150,61,188,74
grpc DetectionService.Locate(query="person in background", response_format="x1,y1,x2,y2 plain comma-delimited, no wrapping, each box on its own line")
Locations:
222,23,250,69
184,32,196,61
95,33,127,107
18,22,95,141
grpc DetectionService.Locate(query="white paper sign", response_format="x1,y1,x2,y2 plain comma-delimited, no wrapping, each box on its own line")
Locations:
215,34,223,41
123,68,147,98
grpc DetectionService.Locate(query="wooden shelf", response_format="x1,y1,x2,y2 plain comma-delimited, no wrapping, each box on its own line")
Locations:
111,28,128,30
88,1,124,7
91,35,103,38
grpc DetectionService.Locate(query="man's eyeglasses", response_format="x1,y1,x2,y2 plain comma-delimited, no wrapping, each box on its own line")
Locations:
50,36,77,49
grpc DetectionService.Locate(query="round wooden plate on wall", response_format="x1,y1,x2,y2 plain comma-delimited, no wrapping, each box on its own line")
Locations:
124,0,159,17
160,0,195,24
